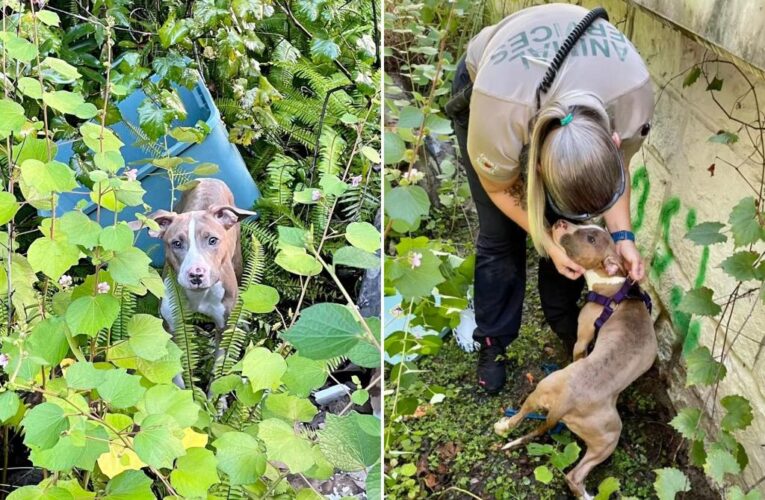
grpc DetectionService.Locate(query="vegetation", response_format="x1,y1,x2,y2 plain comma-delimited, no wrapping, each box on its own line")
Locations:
0,0,381,498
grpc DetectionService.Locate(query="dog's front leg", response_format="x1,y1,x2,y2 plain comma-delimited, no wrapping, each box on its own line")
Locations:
574,314,597,361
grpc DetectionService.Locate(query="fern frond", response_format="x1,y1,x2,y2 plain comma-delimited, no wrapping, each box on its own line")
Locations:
124,122,165,158
110,286,137,343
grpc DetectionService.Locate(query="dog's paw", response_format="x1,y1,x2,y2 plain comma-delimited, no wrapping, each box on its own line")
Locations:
582,491,594,500
493,417,511,436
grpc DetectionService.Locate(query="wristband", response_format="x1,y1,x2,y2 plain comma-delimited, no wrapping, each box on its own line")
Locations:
611,230,635,243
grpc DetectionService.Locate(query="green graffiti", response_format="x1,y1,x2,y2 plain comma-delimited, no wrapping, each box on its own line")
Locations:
685,208,696,231
631,165,650,232
650,197,681,277
670,285,701,355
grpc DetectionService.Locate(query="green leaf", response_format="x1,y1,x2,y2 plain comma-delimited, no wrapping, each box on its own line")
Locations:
677,287,721,317
242,347,287,392
334,246,380,269
550,442,580,470
37,10,61,26
127,314,170,361
351,389,369,406
424,114,453,135
137,99,168,140
59,211,101,249
258,418,315,473
8,486,73,500
683,66,701,87
80,123,124,153
345,221,380,252
170,126,206,144
385,185,430,226
533,465,553,484
669,408,705,441
241,283,280,313
318,412,379,470
135,342,182,384
94,151,125,173
294,188,322,204
709,131,738,144
108,247,152,286
170,447,219,498
283,303,364,359
721,251,759,281
104,470,155,500
319,175,349,196
192,162,219,176
3,33,38,62
728,486,762,500
720,395,753,432
729,197,762,247
385,246,445,299
282,356,327,397
27,236,80,280
20,159,78,203
707,76,724,91
18,77,43,99
685,346,726,386
383,131,406,164
0,391,21,423
275,246,322,276
704,448,740,485
43,91,98,118
210,374,242,396
26,316,70,366
398,106,424,129
97,369,146,409
65,361,105,390
0,191,19,225
137,384,200,428
310,38,341,61
133,414,185,469
213,432,266,486
100,223,134,252
30,420,109,471
41,57,81,81
263,393,318,423
595,477,620,500
22,402,68,449
0,98,26,139
366,461,381,500
66,294,120,337
653,467,690,500
360,146,381,163
159,14,190,48
685,221,727,245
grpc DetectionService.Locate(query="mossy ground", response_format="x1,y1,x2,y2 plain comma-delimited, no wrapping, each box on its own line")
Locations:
385,255,718,499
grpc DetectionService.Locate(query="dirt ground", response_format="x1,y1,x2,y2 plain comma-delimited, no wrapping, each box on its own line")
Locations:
388,256,720,499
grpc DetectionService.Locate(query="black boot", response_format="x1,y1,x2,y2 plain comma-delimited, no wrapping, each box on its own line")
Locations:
477,337,506,394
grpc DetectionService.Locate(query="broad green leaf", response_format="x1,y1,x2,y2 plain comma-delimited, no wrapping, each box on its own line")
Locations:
383,131,406,164
135,342,183,384
127,314,170,361
80,122,124,153
360,146,381,163
0,191,19,225
192,162,219,175
258,418,315,473
137,384,199,428
351,389,369,406
36,10,60,26
8,486,72,500
704,448,740,485
18,77,43,99
170,447,219,498
729,197,761,247
728,486,761,500
97,369,146,409
310,38,340,61
550,442,580,470
65,294,120,337
27,236,80,280
294,188,322,204
721,251,759,281
296,489,323,500
595,477,620,500
318,412,379,470
347,338,380,368
22,402,68,449
242,347,287,392
282,356,327,397
26,316,70,366
210,374,242,395
94,151,125,173
133,414,185,469
58,211,101,249
20,159,78,202
213,432,266,485
100,223,134,252
30,420,109,471
275,246,322,276
278,226,310,248
669,408,705,441
720,395,753,432
685,346,726,386
319,175,348,197
345,221,380,252
65,361,105,390
137,99,167,139
653,467,690,500
385,185,430,226
170,126,206,144
159,14,190,48
262,393,318,423
108,247,152,286
0,391,21,422
3,33,37,62
709,131,737,144
54,479,95,500
398,106,424,129
104,470,154,500
677,287,721,317
283,303,364,359
41,57,81,81
43,91,98,118
424,114,453,135
334,246,379,269
533,465,553,484
0,98,26,139
683,66,701,87
385,246,445,299
241,283,280,313
685,222,727,246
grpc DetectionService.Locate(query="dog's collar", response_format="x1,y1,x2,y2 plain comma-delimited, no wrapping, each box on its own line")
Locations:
584,270,627,290
585,279,653,337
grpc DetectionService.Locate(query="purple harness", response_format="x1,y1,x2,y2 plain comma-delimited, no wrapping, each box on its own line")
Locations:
585,279,653,334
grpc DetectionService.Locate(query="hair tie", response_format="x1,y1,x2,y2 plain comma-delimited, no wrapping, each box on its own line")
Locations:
560,113,574,126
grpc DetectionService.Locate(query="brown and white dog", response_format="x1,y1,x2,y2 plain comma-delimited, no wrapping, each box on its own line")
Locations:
493,221,657,499
134,179,254,384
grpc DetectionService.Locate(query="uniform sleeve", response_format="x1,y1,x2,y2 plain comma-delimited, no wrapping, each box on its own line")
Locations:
611,78,654,165
466,91,531,185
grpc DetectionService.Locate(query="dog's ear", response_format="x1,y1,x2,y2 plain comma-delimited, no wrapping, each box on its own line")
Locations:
209,205,256,230
603,252,626,276
127,210,177,238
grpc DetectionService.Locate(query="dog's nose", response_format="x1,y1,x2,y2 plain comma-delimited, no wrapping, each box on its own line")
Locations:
188,267,206,285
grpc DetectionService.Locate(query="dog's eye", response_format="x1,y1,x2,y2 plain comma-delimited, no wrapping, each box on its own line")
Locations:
172,240,183,249
587,235,596,245
208,237,218,246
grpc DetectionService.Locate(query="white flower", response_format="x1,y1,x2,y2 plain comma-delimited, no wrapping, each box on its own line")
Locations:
351,175,362,187
311,190,322,202
125,168,138,182
97,282,110,294
203,46,216,59
263,4,274,17
58,274,73,289
0,353,9,368
356,34,375,55
355,72,373,86
409,252,422,269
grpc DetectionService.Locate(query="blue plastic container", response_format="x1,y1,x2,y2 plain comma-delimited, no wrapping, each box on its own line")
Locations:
46,79,261,266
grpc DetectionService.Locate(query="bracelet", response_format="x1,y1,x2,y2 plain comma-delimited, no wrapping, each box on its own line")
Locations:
611,230,635,242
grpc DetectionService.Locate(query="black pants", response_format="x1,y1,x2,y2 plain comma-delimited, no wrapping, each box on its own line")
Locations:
446,58,583,353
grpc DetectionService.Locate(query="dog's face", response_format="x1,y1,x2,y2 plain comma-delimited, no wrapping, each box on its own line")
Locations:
551,220,624,276
145,206,249,290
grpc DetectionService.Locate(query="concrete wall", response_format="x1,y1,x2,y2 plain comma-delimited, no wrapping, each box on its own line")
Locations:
485,0,765,492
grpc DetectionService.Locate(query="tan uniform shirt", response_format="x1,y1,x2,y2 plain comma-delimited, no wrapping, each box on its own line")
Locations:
465,3,654,184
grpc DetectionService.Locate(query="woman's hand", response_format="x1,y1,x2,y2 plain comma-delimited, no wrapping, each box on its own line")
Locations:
545,240,585,280
616,240,645,281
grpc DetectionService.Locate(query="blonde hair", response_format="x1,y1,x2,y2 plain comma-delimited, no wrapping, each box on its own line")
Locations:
526,93,623,257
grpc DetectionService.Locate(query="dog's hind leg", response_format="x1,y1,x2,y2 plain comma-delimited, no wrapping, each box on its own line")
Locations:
565,408,622,498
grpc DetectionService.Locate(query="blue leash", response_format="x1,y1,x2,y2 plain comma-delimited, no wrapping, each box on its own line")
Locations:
503,363,565,435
